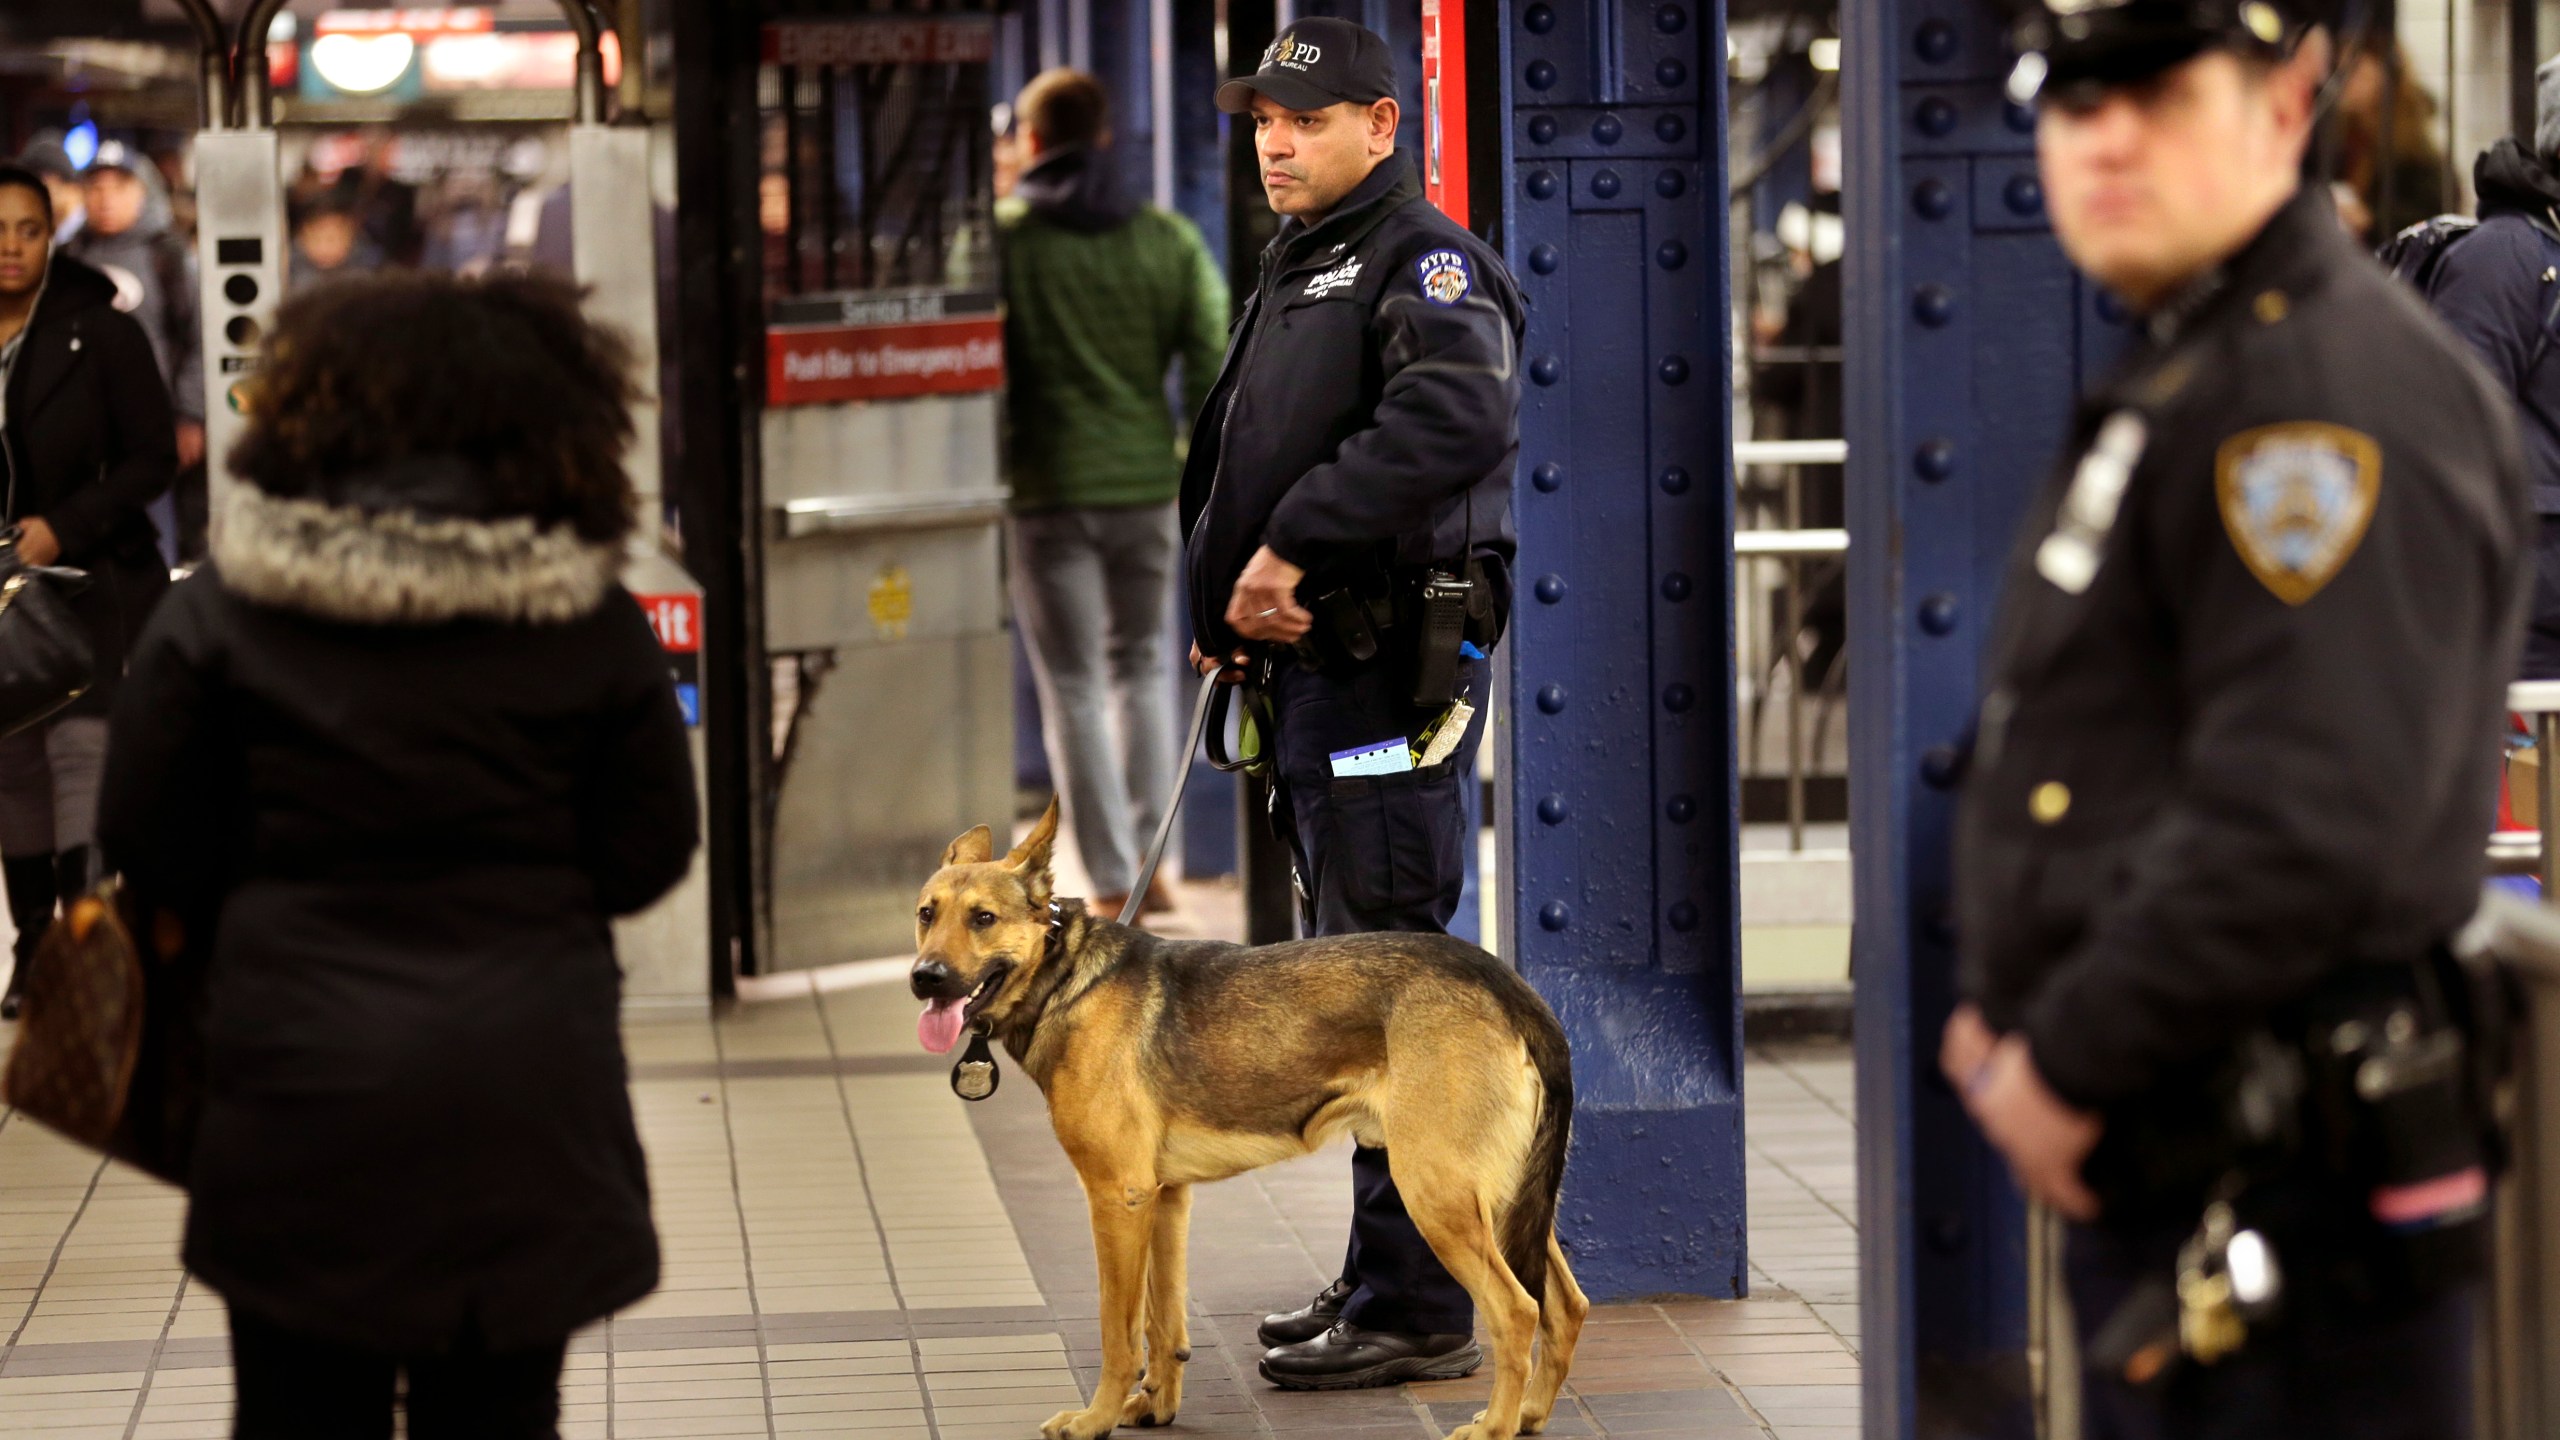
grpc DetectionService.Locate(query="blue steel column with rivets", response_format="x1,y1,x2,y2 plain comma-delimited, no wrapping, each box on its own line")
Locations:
1846,0,2118,1434
1504,0,1745,1302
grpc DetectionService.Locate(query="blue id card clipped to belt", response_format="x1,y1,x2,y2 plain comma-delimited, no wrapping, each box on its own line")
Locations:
1329,739,1414,778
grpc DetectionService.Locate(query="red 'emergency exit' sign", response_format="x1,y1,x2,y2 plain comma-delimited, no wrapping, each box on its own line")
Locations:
637,593,701,654
765,316,1006,407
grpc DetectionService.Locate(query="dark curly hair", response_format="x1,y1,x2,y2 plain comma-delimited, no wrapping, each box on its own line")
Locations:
229,270,640,544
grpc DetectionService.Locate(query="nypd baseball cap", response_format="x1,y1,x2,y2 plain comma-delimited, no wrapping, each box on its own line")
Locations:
1215,17,1399,115
2007,0,2305,105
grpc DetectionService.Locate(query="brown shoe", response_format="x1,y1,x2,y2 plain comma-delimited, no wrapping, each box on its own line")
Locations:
1138,874,1177,914
1093,893,1132,922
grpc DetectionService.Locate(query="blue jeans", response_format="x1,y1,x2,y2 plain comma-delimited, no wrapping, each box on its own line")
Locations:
1008,503,1178,896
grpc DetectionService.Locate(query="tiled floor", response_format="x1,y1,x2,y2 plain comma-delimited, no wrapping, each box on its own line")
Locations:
0,954,1861,1440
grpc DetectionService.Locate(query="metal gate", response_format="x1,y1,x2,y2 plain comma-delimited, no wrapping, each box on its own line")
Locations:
745,15,1011,972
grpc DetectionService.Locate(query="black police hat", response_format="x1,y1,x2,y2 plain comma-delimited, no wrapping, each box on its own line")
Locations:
1215,17,1398,115
2008,0,2305,103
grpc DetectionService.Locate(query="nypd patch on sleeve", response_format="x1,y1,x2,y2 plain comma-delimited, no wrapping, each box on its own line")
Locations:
1415,249,1472,306
2214,421,2382,605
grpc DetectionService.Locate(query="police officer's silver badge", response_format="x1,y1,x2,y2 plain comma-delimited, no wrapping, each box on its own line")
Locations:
2214,422,2381,605
1415,249,1471,305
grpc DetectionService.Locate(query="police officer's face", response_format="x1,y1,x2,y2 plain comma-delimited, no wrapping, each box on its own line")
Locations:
2038,47,2319,308
0,185,49,298
1251,95,1399,219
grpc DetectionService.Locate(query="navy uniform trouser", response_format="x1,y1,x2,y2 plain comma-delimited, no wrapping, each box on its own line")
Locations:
1267,653,1485,1336
2067,1219,2474,1440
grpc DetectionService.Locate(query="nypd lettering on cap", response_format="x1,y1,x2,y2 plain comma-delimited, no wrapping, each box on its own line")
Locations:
1415,249,1472,306
1262,32,1322,71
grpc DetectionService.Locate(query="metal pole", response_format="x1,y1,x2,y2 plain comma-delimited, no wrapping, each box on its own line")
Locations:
2515,0,2539,146
2540,711,2559,903
2372,0,2398,236
1784,466,1806,853
167,0,230,132
234,0,292,130
604,0,647,122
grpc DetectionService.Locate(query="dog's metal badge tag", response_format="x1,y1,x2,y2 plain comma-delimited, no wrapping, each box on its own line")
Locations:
951,1029,999,1102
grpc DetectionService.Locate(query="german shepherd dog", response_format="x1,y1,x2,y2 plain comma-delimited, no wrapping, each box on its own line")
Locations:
910,802,1584,1440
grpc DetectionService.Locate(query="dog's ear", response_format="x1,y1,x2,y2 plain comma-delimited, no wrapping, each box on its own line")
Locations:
942,824,996,868
1004,797,1061,896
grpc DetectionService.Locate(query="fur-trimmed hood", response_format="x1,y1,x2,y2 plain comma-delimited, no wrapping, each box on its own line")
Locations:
211,473,624,627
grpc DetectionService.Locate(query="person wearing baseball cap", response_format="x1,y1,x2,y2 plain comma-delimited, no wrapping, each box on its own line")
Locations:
1182,15,1527,1394
65,138,204,563
1948,2,2520,1436
2005,0,2307,109
1213,16,1401,118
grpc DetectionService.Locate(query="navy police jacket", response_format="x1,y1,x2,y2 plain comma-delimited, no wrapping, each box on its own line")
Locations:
1179,154,1525,656
1955,187,2530,1113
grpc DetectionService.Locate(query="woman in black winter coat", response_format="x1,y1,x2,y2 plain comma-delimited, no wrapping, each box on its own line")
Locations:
97,271,698,1439
0,163,176,1019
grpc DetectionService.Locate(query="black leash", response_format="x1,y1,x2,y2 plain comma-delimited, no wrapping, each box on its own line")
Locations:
1118,669,1227,926
953,681,1224,1104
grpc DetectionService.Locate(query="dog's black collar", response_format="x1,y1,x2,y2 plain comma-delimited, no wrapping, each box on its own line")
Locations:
953,900,1070,1105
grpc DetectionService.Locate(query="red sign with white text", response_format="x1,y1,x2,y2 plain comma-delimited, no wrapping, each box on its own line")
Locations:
636,593,702,654
765,317,1005,407
761,20,994,67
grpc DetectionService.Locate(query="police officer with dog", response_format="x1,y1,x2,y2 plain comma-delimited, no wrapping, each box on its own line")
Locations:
1182,17,1523,1391
1945,0,2527,1434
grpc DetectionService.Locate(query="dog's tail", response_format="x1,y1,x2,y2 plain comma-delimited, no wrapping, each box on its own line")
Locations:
1498,1003,1575,1309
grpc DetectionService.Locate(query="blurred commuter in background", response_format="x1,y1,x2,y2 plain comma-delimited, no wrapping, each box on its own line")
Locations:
15,140,85,247
98,272,698,1438
288,189,383,294
2428,53,2560,677
0,163,176,1021
2332,40,2453,244
999,68,1229,917
67,141,204,563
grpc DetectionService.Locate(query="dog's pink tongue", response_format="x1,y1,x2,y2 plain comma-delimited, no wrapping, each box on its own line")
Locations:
919,998,967,1055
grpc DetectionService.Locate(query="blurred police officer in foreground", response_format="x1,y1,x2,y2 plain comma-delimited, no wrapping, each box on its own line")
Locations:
1943,1,2528,1434
1183,17,1524,1391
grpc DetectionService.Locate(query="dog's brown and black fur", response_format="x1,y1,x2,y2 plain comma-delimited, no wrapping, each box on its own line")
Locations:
910,802,1583,1440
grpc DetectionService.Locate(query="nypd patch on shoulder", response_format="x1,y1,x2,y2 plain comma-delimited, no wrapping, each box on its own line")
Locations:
2214,421,2382,605
1415,249,1472,305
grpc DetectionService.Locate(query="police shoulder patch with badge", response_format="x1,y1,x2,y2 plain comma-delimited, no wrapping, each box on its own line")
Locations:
1415,248,1472,306
2214,421,2382,605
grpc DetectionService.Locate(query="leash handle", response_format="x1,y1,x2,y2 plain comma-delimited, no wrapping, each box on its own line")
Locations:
1120,670,1225,926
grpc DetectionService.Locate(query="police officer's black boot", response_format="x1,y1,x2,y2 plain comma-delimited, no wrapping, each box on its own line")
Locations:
1257,1323,1481,1390
1257,1278,1354,1347
1,853,59,1021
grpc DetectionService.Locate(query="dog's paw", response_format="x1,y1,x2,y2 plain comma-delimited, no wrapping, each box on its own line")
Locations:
1042,1408,1114,1440
1515,1408,1550,1436
1119,1390,1178,1428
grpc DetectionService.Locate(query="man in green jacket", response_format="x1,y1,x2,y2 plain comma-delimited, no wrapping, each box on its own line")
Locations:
1002,69,1230,917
